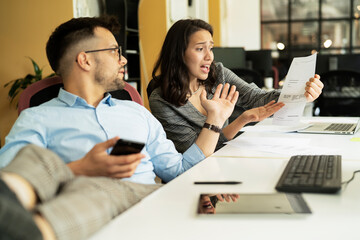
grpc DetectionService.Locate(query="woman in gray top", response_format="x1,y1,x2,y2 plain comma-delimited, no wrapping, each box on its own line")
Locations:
149,19,323,153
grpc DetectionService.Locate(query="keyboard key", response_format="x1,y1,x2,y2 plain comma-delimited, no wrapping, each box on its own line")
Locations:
275,155,342,193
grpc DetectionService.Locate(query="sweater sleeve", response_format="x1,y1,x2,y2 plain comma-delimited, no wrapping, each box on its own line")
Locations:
149,89,200,153
217,63,281,110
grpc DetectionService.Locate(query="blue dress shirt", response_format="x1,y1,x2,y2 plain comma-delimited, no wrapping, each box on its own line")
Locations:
0,88,205,184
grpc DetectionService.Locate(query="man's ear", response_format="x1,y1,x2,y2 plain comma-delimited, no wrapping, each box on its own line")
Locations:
75,52,92,71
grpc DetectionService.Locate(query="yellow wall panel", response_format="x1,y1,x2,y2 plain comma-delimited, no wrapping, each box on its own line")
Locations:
208,0,221,46
0,0,73,146
138,0,168,109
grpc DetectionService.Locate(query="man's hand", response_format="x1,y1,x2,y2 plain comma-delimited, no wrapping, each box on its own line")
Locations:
200,83,239,125
68,137,144,178
305,74,323,102
241,100,285,123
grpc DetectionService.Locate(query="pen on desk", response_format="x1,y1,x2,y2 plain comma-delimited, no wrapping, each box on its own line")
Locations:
194,181,242,185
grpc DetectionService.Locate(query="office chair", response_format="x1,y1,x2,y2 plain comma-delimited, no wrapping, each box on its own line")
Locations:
110,82,143,106
271,66,279,89
18,76,143,115
314,70,360,116
146,78,157,100
18,76,63,115
230,68,264,88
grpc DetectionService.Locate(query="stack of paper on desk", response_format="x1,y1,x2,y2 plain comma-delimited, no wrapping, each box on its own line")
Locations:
225,136,339,155
240,123,311,133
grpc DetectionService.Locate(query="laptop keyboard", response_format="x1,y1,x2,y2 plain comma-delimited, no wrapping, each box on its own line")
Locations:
324,123,354,132
275,155,342,193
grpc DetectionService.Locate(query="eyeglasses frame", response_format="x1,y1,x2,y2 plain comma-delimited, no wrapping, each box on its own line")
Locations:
83,46,122,60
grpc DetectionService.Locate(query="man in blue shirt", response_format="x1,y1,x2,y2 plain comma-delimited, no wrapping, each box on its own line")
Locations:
0,21,241,183
0,16,245,240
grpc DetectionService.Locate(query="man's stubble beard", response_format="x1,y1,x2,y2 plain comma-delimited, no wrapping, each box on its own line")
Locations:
94,60,125,92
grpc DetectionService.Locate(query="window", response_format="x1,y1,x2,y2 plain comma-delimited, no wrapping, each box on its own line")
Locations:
261,0,360,57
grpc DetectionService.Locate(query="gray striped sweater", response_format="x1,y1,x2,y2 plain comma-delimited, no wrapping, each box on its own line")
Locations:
149,62,280,153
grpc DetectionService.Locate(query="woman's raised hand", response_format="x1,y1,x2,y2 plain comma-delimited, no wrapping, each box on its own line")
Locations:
200,83,239,125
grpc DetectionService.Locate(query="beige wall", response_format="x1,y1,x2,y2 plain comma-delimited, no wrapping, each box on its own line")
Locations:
0,0,73,146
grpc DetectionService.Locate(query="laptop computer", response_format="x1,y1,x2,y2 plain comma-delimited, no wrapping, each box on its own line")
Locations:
297,119,360,135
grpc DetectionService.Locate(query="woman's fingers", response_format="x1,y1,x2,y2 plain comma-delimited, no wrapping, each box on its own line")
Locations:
226,85,237,100
263,100,276,108
212,83,239,104
213,84,223,99
220,83,231,99
230,91,239,104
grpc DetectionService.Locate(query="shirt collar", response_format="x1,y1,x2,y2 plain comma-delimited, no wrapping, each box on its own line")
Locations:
58,88,115,107
104,92,116,106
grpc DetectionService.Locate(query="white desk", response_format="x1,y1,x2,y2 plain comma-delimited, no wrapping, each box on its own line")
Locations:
89,117,360,240
215,117,360,161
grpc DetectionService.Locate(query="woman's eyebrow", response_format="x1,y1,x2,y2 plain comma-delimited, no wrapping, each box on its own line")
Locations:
194,41,214,45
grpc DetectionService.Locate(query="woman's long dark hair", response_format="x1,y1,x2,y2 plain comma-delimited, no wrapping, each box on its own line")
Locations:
151,19,217,106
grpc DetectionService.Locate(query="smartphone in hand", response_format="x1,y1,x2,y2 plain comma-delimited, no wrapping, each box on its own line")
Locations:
110,139,145,155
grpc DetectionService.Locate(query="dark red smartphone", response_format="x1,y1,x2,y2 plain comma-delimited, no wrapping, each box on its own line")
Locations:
110,139,145,155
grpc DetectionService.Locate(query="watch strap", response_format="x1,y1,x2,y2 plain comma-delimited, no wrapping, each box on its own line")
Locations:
203,123,222,133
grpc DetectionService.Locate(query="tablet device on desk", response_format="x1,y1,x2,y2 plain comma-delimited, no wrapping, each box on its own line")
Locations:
297,120,359,135
197,193,311,215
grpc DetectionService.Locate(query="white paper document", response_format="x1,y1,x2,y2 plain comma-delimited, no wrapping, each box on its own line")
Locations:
225,136,340,156
240,122,311,133
273,54,317,126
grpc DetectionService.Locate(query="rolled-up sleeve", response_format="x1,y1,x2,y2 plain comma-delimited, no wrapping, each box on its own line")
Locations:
144,110,205,183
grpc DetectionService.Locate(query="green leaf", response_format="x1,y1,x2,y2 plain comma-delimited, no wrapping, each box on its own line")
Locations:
46,72,56,78
4,57,55,107
28,57,42,77
8,79,22,102
4,79,16,88
24,74,35,79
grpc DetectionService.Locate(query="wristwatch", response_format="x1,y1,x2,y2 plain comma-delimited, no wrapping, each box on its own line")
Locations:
203,123,222,133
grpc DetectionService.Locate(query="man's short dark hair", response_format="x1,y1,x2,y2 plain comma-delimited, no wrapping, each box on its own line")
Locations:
46,15,120,74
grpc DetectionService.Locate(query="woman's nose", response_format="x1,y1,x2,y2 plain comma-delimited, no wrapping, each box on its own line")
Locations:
205,49,213,60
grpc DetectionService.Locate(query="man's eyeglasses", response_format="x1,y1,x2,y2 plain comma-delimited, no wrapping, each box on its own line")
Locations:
84,46,122,60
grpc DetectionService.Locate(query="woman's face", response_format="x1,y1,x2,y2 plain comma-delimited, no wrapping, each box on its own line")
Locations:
198,195,216,214
184,29,214,82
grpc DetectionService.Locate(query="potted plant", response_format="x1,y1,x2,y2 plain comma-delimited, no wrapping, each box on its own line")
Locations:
4,57,55,104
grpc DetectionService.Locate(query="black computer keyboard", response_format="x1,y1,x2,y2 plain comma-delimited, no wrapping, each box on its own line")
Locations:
275,155,342,193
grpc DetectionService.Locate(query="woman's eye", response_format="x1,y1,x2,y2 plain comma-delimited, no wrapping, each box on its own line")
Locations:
196,48,203,51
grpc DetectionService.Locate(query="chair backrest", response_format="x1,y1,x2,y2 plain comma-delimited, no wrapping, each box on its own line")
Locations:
110,82,143,106
321,70,360,90
18,76,63,115
146,78,157,100
18,76,143,115
230,68,264,88
314,70,360,116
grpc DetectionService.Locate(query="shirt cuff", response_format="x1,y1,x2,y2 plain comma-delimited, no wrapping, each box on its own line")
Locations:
182,143,206,166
